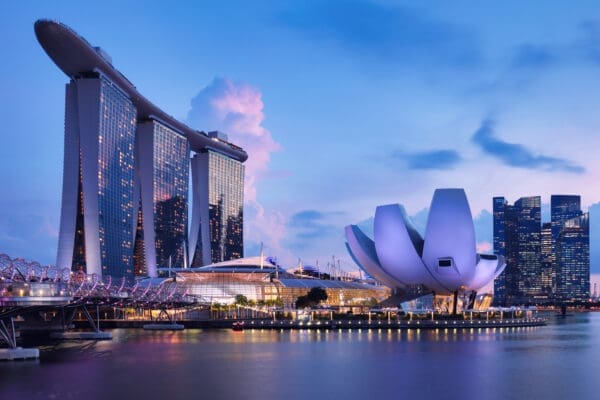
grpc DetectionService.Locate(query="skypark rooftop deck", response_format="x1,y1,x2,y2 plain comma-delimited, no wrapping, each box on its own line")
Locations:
34,19,247,162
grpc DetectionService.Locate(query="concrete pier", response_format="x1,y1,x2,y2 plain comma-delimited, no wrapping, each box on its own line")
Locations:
0,347,39,361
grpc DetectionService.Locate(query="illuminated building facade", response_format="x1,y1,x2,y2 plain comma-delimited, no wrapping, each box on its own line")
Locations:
190,137,244,266
135,119,190,277
556,213,589,302
493,196,542,305
57,75,137,278
492,197,507,304
494,194,589,304
36,20,247,279
540,222,553,297
551,195,588,301
165,256,389,308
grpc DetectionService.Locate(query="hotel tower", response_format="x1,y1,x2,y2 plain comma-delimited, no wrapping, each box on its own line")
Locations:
35,20,247,280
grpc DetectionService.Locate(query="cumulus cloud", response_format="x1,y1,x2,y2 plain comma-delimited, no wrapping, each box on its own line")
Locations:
187,77,281,202
473,209,493,245
244,202,291,261
187,77,284,257
392,149,462,170
472,118,585,173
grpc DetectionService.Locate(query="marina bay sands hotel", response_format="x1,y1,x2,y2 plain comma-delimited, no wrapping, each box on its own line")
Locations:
35,20,247,279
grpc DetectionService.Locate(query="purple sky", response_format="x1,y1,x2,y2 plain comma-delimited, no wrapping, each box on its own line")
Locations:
1,1,600,287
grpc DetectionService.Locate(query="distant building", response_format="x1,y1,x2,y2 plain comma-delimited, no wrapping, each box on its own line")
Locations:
493,197,507,304
551,195,587,301
494,194,590,304
493,196,542,305
556,213,589,302
551,195,581,295
540,223,553,297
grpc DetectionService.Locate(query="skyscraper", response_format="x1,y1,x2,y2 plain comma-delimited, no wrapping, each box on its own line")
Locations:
514,196,542,300
493,196,541,305
35,20,247,279
540,222,553,297
57,75,137,278
556,213,590,302
551,195,583,299
189,133,244,266
134,118,190,277
551,195,582,241
492,197,507,304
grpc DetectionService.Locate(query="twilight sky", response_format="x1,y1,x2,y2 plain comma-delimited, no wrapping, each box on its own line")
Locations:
2,1,600,284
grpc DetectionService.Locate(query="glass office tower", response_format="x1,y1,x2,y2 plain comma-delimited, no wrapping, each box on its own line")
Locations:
551,195,583,299
551,195,581,242
556,213,590,302
540,223,554,297
514,196,542,300
57,75,137,279
493,196,542,305
492,197,507,304
190,138,244,266
134,119,190,277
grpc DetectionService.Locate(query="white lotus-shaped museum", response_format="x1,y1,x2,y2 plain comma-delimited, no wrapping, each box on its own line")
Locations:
345,189,505,295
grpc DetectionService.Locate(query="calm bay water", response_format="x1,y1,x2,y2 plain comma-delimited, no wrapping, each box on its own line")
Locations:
1,313,599,400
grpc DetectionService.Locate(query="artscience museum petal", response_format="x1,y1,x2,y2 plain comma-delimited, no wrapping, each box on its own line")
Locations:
345,188,506,295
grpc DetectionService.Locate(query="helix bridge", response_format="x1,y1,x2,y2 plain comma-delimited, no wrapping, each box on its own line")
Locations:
0,253,198,349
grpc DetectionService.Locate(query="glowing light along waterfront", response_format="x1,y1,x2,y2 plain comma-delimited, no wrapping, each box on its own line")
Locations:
0,314,597,400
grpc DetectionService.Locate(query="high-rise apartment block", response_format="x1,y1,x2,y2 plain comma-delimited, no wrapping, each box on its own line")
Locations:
36,20,248,280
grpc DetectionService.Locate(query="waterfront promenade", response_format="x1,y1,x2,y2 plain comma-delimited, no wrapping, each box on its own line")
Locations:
73,313,546,331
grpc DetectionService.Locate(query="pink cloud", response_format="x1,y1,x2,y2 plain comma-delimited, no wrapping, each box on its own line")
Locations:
187,78,286,258
188,77,281,202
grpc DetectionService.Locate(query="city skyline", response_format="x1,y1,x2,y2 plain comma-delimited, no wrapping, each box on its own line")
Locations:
3,2,600,284
493,194,589,304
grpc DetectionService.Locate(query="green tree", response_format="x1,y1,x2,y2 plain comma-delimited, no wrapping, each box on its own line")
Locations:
295,295,309,309
234,294,249,306
307,287,328,304
295,288,328,309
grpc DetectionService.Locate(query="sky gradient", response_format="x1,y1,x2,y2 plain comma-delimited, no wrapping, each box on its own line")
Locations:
2,1,600,288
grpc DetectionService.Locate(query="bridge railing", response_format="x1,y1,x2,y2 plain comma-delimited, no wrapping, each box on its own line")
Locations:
0,254,196,307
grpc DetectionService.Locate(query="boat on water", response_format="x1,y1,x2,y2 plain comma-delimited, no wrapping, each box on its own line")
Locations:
232,321,245,331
